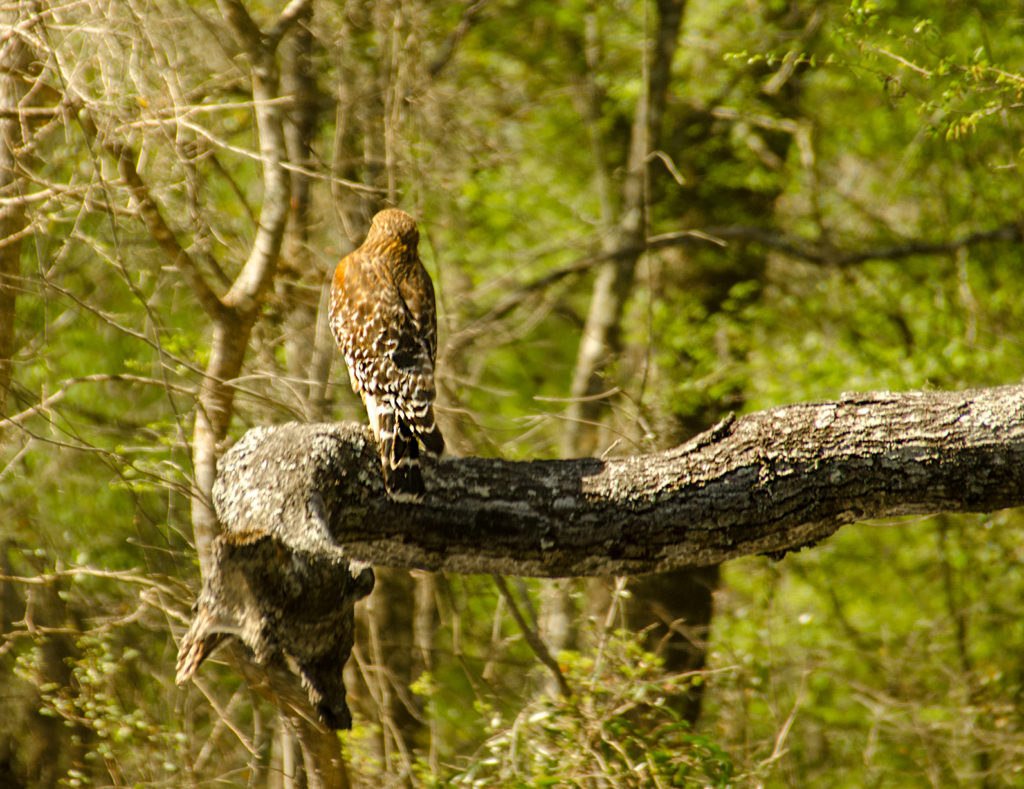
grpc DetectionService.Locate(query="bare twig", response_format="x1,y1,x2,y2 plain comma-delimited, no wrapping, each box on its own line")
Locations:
447,219,1024,355
4,373,195,427
492,575,572,697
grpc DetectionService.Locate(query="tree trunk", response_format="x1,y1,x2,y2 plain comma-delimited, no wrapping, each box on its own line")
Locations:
189,0,299,570
558,0,712,724
563,0,687,456
280,10,335,421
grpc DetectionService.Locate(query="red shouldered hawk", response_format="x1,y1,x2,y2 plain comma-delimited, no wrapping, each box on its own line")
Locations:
329,208,444,501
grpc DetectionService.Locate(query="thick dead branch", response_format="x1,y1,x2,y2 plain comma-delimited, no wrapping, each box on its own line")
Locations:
178,383,1024,727
176,529,373,730
212,384,1024,577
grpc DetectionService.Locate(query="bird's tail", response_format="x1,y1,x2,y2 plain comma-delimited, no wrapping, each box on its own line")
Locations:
378,407,426,501
413,404,445,458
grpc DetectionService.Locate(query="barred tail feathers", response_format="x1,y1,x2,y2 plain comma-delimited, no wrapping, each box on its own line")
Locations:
377,406,426,501
414,403,444,457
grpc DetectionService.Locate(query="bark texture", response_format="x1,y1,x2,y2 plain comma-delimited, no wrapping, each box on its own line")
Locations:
215,384,1024,577
179,383,1024,728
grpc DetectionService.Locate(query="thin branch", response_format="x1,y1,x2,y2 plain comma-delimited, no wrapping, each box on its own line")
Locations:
5,373,195,427
53,81,227,321
108,136,228,320
819,222,1023,265
190,677,261,759
864,43,935,77
629,220,1024,268
0,106,58,119
447,219,1024,354
758,673,806,769
0,566,182,594
492,574,572,697
427,0,489,77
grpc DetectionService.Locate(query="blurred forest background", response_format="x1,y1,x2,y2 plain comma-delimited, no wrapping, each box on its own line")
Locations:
2,0,1024,786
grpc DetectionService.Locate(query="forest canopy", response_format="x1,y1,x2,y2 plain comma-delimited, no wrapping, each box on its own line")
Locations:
2,1,1024,787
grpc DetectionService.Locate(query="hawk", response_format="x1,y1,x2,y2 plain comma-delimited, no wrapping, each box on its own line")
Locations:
328,208,444,500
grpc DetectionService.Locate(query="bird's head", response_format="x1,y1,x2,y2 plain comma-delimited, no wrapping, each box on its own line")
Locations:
367,208,420,249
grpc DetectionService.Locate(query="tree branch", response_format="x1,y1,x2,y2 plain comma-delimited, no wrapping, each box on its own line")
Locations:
564,0,687,454
214,383,1024,577
492,574,572,697
267,0,313,51
217,0,302,313
191,0,304,574
70,93,225,320
700,221,1024,267
180,382,1024,727
427,1,489,77
215,0,264,53
447,219,1024,355
110,142,228,321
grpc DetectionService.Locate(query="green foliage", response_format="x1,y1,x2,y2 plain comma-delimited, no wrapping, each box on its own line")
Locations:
21,632,185,786
3,0,1024,786
711,510,1024,786
453,633,737,788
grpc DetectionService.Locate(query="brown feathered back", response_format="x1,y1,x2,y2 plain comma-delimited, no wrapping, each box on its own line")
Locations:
328,209,443,500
